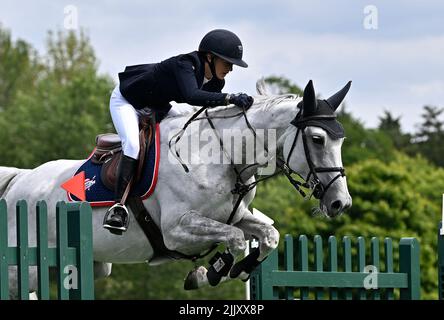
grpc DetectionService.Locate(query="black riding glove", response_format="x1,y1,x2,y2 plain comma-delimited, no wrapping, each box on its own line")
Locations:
227,93,254,109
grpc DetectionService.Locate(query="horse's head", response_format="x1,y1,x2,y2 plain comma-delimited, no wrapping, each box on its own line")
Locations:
283,80,352,217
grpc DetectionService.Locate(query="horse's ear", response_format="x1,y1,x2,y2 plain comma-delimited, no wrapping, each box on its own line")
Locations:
256,77,268,95
326,81,352,111
302,80,317,116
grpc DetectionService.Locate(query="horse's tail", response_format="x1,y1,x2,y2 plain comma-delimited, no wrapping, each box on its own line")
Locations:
0,166,24,198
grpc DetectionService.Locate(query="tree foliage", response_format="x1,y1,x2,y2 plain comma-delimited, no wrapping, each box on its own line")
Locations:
0,28,114,168
412,106,444,167
338,108,397,165
378,110,412,150
0,25,41,112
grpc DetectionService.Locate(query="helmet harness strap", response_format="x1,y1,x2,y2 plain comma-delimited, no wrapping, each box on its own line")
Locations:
206,54,217,78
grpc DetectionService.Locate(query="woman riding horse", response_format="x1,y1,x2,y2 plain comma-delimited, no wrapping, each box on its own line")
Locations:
104,29,254,233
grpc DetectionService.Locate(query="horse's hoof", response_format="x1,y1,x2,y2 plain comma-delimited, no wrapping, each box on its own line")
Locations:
184,266,207,290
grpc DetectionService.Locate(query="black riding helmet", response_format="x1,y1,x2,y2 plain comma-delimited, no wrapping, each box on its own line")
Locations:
198,29,248,68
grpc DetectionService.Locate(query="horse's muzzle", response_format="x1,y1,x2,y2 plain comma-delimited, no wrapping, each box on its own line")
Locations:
327,197,352,218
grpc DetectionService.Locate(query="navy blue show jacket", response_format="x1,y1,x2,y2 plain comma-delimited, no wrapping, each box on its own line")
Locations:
118,51,227,112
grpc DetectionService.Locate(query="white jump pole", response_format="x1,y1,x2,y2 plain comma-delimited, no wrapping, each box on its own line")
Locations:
441,194,444,235
245,240,250,300
245,208,272,300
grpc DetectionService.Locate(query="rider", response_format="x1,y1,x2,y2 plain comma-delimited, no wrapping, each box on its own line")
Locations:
103,29,254,234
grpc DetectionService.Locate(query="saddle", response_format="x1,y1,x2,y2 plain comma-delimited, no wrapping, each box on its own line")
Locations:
92,112,156,191
90,111,196,262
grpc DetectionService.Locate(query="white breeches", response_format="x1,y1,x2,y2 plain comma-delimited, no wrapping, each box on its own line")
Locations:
109,85,143,159
110,85,182,159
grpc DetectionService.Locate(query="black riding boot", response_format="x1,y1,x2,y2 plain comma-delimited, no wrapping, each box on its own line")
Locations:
103,154,137,234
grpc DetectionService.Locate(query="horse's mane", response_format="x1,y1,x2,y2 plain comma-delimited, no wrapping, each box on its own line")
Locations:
251,94,300,112
163,93,301,120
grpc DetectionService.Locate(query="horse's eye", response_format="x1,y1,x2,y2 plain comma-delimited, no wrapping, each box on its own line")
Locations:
312,135,325,145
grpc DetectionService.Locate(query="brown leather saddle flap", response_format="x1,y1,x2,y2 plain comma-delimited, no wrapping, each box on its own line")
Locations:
98,114,155,191
92,134,122,164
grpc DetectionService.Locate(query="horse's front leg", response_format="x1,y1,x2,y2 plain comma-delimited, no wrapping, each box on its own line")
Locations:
161,210,246,290
162,210,247,256
229,210,280,281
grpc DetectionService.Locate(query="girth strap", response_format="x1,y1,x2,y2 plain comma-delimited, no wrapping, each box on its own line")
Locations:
127,198,194,261
128,197,219,261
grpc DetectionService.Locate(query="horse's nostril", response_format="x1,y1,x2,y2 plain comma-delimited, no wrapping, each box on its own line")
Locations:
331,200,342,211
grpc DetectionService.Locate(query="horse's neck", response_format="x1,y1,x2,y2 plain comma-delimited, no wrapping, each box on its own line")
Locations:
164,96,298,138
208,97,299,180
247,97,299,138
162,97,299,181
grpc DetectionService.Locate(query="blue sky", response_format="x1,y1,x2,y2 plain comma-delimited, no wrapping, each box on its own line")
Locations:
1,0,443,133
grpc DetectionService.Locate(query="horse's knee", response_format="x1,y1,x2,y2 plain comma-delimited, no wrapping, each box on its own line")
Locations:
259,226,279,260
265,226,280,250
94,262,112,279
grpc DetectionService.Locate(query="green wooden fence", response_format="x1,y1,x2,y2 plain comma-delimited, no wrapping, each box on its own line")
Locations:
249,234,420,300
0,199,94,300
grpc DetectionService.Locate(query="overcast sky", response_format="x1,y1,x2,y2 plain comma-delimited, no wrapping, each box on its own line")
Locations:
1,0,443,133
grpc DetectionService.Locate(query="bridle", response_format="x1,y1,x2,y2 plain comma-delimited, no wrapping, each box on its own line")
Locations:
168,105,346,226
